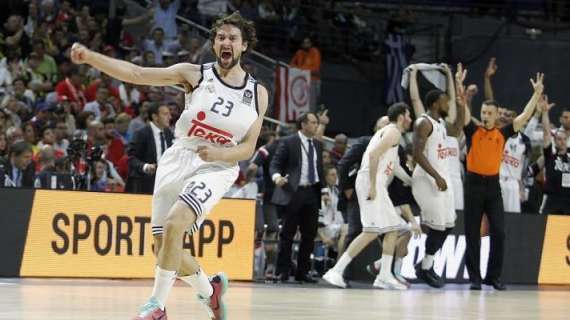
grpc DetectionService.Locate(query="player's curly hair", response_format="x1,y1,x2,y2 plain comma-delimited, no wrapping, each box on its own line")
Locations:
209,11,258,54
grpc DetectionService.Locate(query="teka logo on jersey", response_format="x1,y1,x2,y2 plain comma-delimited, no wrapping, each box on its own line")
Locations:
188,111,234,145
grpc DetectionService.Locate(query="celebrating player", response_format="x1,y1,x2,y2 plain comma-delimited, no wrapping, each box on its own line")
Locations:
72,12,267,320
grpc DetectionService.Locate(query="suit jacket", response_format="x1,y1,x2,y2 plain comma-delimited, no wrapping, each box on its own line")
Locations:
337,136,372,191
0,158,35,188
126,124,174,194
269,133,325,206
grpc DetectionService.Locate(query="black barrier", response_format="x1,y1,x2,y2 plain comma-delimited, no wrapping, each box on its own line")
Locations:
0,188,35,276
346,211,547,284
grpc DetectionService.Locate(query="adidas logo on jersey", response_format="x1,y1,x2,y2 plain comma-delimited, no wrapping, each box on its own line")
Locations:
187,111,234,145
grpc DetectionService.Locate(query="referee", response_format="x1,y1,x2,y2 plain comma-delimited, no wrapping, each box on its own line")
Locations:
461,72,544,291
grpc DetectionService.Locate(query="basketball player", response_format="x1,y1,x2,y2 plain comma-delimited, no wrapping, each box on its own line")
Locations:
409,64,465,212
499,110,531,213
323,103,413,290
71,12,268,320
411,64,466,288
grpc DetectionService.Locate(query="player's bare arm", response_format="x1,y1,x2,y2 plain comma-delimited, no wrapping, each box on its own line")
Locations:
513,72,544,132
541,95,555,148
449,63,467,135
198,84,269,162
442,63,457,125
394,163,412,186
70,42,201,88
409,66,426,117
413,118,447,191
367,127,400,200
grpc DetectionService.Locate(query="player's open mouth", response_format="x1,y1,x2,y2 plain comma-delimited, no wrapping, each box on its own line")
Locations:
221,51,232,60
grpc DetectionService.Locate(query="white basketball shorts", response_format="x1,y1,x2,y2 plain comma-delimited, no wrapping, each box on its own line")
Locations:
500,177,521,213
151,145,238,236
450,176,464,211
355,173,407,234
412,175,456,231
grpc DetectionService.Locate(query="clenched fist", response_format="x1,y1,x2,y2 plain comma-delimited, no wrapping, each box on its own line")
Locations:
70,42,90,64
197,145,223,162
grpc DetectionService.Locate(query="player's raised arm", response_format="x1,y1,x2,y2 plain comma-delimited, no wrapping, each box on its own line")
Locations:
70,42,201,88
513,72,544,132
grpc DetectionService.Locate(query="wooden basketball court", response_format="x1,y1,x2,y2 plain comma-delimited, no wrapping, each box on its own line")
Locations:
1,278,568,319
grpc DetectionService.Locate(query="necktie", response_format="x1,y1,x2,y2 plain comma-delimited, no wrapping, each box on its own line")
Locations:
160,131,166,156
15,169,21,187
308,139,316,184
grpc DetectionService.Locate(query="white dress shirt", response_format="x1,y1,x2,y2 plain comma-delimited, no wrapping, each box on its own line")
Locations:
298,131,320,186
142,122,165,173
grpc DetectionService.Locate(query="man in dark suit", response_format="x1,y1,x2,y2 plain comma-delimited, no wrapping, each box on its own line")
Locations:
0,141,35,187
126,104,173,194
270,112,325,283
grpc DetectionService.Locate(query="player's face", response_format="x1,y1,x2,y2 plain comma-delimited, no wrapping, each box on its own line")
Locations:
554,130,568,153
400,109,412,131
481,103,498,129
437,94,450,118
214,24,247,70
560,111,570,131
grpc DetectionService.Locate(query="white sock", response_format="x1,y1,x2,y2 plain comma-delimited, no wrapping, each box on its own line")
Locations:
151,266,177,310
379,254,393,279
373,258,382,270
332,253,352,274
422,254,434,270
179,269,213,298
393,257,403,277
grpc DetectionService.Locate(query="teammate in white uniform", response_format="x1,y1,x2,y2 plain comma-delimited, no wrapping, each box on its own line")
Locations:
446,135,464,210
71,12,268,320
323,103,413,290
500,131,531,213
412,64,466,288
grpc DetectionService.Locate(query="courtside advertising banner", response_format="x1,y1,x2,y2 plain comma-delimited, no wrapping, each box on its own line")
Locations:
538,215,570,284
19,190,255,280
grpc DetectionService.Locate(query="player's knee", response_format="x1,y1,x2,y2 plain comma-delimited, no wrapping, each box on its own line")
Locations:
165,207,196,233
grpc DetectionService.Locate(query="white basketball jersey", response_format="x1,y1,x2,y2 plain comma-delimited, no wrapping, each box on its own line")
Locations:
174,63,259,148
446,136,462,179
359,124,399,187
413,114,450,179
500,133,527,180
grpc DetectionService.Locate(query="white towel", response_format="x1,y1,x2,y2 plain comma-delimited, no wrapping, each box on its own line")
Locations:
401,63,447,91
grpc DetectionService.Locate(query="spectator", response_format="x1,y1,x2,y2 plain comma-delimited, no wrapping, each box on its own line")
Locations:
322,149,332,166
330,133,347,164
197,0,232,26
2,15,31,56
318,166,348,256
101,117,125,168
0,141,34,187
6,126,24,145
540,100,570,215
118,82,143,115
86,120,105,148
25,51,53,95
90,159,122,192
53,119,69,156
34,153,75,190
30,40,58,83
35,144,56,173
37,126,64,159
2,96,24,128
84,73,119,103
126,104,173,194
22,122,39,155
143,27,172,65
290,36,322,112
84,87,116,120
258,1,279,21
153,0,180,39
12,77,35,111
270,112,325,283
0,108,14,133
74,111,95,140
0,132,8,158
127,101,150,139
55,66,87,110
55,96,76,135
30,102,56,130
115,113,132,144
